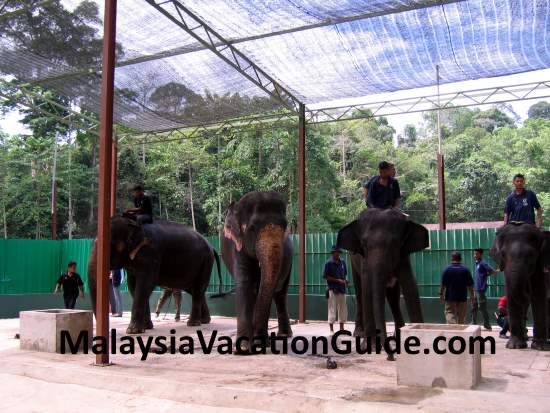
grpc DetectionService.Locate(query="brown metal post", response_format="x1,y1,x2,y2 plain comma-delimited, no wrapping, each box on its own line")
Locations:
95,0,117,366
110,137,118,217
51,181,57,240
298,103,306,323
437,153,446,230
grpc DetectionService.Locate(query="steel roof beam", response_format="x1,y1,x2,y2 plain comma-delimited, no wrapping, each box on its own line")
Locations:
144,0,304,112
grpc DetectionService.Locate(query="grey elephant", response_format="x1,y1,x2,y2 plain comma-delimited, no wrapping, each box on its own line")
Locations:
337,208,429,346
88,216,222,334
221,191,294,353
490,224,550,350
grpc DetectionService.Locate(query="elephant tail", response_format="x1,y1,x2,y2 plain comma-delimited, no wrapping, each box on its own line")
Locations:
209,248,234,298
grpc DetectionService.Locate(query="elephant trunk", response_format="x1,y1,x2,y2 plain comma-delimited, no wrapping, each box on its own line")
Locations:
87,241,98,316
253,223,285,337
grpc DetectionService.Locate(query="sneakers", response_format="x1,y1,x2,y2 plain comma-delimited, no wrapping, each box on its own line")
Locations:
499,333,508,338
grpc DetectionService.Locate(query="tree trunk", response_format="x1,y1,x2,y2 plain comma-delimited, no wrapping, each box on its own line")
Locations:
189,166,196,231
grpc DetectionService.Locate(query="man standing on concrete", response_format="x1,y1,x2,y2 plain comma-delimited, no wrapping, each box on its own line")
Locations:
155,287,182,321
471,248,497,331
109,269,124,317
503,174,542,227
440,252,475,324
54,261,85,309
323,245,348,334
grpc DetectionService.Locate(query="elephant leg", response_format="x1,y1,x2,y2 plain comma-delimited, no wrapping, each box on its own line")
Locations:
125,271,137,331
350,253,364,337
361,262,376,342
127,273,156,334
187,289,204,326
174,290,182,321
274,280,292,337
145,300,153,329
200,295,211,324
530,271,549,350
506,272,529,349
398,256,424,323
235,258,258,354
386,283,404,331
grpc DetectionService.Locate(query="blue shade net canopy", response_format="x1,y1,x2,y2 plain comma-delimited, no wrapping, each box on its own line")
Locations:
0,0,548,132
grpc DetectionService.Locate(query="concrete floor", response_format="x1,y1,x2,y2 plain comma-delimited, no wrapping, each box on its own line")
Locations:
0,313,549,413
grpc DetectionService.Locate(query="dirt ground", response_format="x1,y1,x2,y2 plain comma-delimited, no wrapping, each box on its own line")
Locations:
0,313,549,413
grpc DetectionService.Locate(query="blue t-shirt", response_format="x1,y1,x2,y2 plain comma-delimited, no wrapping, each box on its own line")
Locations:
504,190,541,225
323,258,347,294
441,263,474,302
366,176,401,209
473,260,494,293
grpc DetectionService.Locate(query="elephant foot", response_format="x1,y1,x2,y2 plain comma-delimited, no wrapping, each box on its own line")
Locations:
146,320,154,330
277,327,293,338
200,316,211,324
386,353,396,361
126,326,145,335
187,319,201,327
506,336,528,349
353,327,365,338
531,340,550,351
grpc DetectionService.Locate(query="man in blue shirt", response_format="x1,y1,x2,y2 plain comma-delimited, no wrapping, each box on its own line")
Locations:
504,174,542,227
470,248,497,330
440,251,475,324
323,245,348,334
365,161,401,209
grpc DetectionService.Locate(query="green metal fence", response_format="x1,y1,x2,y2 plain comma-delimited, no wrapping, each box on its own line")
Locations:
0,228,509,298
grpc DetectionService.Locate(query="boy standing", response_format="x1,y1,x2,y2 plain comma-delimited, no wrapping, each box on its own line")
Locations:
54,261,85,309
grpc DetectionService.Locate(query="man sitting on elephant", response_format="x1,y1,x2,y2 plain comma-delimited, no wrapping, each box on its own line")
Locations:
365,161,401,209
124,184,153,225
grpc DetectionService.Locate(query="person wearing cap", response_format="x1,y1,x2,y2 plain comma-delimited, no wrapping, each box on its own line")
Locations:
124,184,153,225
323,245,348,334
471,248,497,331
365,161,401,209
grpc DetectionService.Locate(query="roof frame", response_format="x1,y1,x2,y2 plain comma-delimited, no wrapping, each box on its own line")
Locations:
144,0,304,112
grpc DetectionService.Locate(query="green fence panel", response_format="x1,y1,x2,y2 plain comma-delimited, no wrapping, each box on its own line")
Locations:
3,227,541,298
0,239,61,294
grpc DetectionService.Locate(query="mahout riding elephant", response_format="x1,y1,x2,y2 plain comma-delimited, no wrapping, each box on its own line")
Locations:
337,208,429,346
490,224,550,350
221,191,293,352
88,216,222,334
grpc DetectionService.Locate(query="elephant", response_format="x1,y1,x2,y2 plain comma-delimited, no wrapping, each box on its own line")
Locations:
490,224,550,350
221,191,293,352
337,208,429,348
88,216,222,334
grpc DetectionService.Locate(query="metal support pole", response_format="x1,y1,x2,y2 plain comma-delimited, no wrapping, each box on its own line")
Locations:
298,103,306,323
110,137,118,217
436,65,446,230
95,0,117,366
51,135,58,240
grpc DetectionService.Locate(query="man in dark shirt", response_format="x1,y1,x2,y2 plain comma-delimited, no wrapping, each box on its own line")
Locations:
440,251,475,324
323,245,348,334
124,184,153,225
504,174,542,227
365,161,401,209
470,248,497,331
54,261,85,309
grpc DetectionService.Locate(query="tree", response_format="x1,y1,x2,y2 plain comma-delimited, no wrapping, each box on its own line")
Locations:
528,101,550,120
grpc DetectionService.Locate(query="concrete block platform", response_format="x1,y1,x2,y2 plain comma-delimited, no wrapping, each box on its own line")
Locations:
397,323,482,389
19,309,93,353
0,315,549,413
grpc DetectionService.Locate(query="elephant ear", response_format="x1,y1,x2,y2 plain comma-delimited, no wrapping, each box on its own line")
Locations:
223,202,244,252
337,220,363,256
490,229,506,271
126,220,146,259
403,221,429,254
